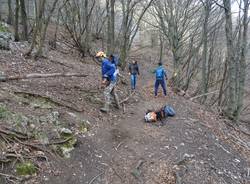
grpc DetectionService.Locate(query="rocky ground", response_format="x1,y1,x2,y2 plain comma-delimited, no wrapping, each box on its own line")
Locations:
0,40,249,184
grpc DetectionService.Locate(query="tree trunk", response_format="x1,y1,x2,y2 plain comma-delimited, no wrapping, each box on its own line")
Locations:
110,0,115,53
25,0,46,57
35,0,58,58
106,0,111,54
200,1,211,104
14,0,20,41
159,32,163,62
20,0,28,40
223,0,237,118
7,0,14,25
235,0,249,119
84,0,90,56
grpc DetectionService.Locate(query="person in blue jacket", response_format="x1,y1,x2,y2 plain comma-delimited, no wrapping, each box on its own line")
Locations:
96,51,119,112
153,62,167,97
109,54,119,80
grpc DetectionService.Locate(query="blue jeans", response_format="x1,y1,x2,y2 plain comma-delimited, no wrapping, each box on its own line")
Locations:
130,74,137,90
155,79,166,96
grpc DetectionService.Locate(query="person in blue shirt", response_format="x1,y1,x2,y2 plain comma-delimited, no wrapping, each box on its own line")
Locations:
109,54,119,80
153,62,167,97
96,51,119,112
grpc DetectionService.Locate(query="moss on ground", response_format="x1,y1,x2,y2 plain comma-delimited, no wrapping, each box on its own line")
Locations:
16,161,37,176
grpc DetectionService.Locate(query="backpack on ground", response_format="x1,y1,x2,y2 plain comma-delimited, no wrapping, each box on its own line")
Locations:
144,112,157,122
164,105,176,117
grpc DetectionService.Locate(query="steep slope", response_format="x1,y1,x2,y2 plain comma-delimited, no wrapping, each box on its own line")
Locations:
0,46,249,184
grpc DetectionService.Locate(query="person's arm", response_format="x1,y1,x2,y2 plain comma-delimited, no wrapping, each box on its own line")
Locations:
164,69,167,80
128,64,132,74
104,62,115,78
137,64,140,75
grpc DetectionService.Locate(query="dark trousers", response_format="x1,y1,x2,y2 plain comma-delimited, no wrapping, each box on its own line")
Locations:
154,79,166,96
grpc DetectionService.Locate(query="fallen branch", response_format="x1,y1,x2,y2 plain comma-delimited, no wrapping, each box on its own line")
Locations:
46,136,75,145
0,172,21,181
49,59,74,69
13,137,55,157
119,91,135,105
189,90,219,101
0,73,88,82
131,159,145,181
88,171,104,184
14,90,84,112
0,126,28,140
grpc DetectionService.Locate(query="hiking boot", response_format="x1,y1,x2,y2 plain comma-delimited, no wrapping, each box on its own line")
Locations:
100,103,109,113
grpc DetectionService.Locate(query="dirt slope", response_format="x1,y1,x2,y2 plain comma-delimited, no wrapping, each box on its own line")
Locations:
0,46,249,184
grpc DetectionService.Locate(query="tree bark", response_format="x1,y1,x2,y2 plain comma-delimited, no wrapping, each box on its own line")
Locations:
106,0,111,54
14,0,20,41
223,0,237,118
235,0,249,119
7,0,14,25
20,0,28,40
110,0,115,53
83,0,90,56
200,0,211,104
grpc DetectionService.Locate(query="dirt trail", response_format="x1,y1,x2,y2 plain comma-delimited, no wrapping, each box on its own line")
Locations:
0,47,249,184
45,63,250,184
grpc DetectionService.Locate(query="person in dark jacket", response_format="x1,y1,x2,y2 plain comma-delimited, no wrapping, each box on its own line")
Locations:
153,62,167,97
96,51,119,112
129,60,140,90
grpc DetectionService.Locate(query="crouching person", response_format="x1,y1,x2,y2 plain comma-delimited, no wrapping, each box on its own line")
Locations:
144,105,175,123
96,51,120,113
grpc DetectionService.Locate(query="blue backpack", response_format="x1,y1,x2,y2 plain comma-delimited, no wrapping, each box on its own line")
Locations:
112,55,119,67
155,67,164,80
164,105,176,117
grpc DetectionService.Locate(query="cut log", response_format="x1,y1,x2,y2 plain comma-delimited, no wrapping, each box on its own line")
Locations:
0,73,88,82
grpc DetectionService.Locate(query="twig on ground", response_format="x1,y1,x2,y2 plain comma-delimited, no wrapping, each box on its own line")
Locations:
119,91,136,105
115,142,123,151
189,90,219,101
88,171,105,184
0,172,21,181
1,73,88,82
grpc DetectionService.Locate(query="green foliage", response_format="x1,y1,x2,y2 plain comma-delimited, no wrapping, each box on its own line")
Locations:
16,162,37,176
79,120,90,133
0,23,9,32
0,105,12,119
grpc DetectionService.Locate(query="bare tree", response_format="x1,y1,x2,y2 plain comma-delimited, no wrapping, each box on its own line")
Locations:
61,0,96,56
119,0,154,69
7,0,14,25
106,0,115,54
20,0,28,40
25,0,59,58
14,0,20,41
235,0,250,118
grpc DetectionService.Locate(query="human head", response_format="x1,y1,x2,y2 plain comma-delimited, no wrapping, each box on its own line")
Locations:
132,60,136,64
109,54,114,62
96,51,106,58
158,62,162,66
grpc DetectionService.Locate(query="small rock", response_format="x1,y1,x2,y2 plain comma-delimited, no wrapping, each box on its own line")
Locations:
60,128,73,135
